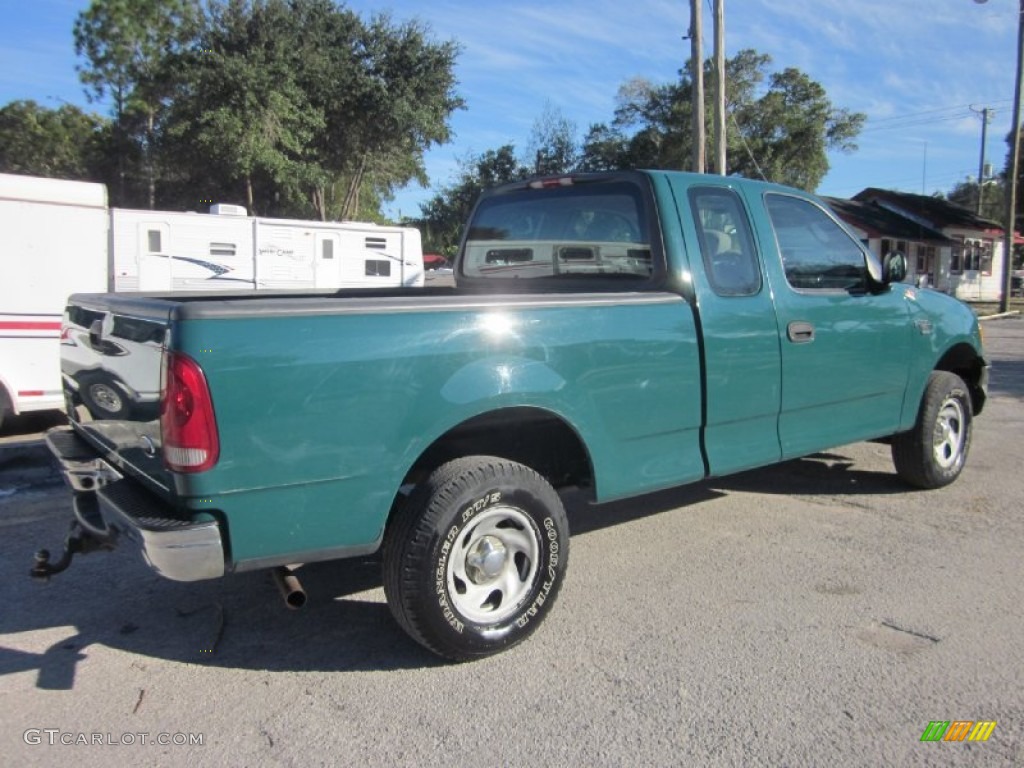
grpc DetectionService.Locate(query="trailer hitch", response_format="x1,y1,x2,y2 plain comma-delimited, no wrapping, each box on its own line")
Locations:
30,521,113,581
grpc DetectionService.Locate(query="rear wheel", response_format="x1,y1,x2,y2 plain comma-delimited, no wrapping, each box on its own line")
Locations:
892,371,972,489
383,456,569,661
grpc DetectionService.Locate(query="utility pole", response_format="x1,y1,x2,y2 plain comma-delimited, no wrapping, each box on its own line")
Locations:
971,106,992,215
1005,1,1024,313
976,0,1024,313
712,0,726,175
689,0,705,173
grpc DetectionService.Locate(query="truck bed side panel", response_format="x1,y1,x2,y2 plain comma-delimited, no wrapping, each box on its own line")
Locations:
172,294,704,566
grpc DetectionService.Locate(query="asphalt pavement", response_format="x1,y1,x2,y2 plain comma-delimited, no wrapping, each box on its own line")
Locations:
0,317,1021,767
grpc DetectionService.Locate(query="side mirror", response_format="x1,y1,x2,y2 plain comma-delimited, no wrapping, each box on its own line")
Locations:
882,252,907,285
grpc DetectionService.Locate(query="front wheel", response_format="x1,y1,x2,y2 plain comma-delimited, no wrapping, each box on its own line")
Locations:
892,371,973,489
383,457,569,661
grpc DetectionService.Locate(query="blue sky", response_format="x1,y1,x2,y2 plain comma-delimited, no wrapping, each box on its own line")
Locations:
0,0,1018,220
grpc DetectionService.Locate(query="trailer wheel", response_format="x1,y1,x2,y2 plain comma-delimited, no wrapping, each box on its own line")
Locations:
79,373,131,420
892,371,972,489
0,386,9,432
383,457,569,661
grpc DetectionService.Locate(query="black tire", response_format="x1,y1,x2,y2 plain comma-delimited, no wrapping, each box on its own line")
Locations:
892,371,973,489
383,456,569,661
78,373,132,420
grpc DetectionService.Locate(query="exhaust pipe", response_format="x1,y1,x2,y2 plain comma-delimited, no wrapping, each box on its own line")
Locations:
272,566,307,610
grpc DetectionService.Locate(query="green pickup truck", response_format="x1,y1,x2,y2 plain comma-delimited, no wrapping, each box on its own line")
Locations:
35,171,988,660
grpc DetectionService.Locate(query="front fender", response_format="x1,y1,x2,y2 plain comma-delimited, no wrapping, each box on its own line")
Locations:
899,288,986,429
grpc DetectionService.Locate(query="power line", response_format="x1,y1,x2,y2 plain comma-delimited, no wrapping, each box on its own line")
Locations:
866,100,1011,125
861,100,1013,134
861,114,979,134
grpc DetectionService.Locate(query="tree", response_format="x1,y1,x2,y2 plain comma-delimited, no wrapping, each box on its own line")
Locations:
732,65,863,189
74,0,200,207
417,145,528,255
578,49,865,191
299,8,464,220
0,100,107,179
525,103,579,175
162,0,325,214
946,177,1005,224
159,0,463,219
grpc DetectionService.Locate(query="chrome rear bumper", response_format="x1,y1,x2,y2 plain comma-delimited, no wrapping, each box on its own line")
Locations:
45,427,225,582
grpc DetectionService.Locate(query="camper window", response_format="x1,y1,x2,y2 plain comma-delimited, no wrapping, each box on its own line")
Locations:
322,240,334,260
365,259,391,277
147,230,162,253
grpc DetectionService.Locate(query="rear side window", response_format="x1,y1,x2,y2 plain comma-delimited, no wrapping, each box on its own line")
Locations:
688,187,761,296
461,179,654,282
765,194,868,292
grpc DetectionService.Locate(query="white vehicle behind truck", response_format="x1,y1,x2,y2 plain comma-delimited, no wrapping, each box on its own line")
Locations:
0,172,425,430
0,174,109,429
111,206,424,291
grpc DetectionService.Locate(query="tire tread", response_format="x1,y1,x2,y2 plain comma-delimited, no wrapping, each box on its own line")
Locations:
383,456,565,660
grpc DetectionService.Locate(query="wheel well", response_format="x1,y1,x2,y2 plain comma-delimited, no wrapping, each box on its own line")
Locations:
935,343,987,415
401,407,594,492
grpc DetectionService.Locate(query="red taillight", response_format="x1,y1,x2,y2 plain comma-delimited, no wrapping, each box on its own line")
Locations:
161,351,219,473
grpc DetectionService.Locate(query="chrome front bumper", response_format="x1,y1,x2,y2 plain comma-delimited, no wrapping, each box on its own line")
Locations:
46,427,225,582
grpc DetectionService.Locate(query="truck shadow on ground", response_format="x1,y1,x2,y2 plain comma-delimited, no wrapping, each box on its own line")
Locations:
707,452,907,497
0,447,917,685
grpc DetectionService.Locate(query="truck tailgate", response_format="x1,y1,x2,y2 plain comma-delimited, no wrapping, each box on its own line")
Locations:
60,293,176,496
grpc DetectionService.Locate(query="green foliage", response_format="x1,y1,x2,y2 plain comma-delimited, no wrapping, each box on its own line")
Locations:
0,101,107,179
161,0,326,213
586,49,866,190
74,0,201,206
417,146,529,255
946,177,1006,225
526,103,579,175
61,0,463,218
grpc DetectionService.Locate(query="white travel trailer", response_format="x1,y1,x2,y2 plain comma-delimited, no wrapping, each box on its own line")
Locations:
1,172,425,430
111,207,425,292
0,173,109,429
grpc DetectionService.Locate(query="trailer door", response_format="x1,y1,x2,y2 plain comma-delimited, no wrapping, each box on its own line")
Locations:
314,232,342,289
137,222,171,291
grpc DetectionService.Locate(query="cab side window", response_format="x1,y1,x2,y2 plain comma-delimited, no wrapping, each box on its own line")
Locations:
765,194,868,292
688,187,761,296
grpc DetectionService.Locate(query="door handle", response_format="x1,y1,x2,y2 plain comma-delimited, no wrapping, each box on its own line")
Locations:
787,321,815,343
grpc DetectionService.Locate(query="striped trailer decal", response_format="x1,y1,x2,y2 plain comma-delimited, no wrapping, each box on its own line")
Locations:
0,312,62,339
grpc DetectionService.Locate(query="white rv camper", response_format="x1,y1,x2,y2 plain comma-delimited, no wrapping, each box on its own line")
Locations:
0,173,109,429
1,173,425,430
111,207,425,291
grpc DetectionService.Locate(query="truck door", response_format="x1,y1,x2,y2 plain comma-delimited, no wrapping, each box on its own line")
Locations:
755,192,912,458
674,181,783,476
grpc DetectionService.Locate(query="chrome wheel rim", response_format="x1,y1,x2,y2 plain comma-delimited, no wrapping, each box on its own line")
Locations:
933,396,966,470
89,383,123,413
447,506,541,624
